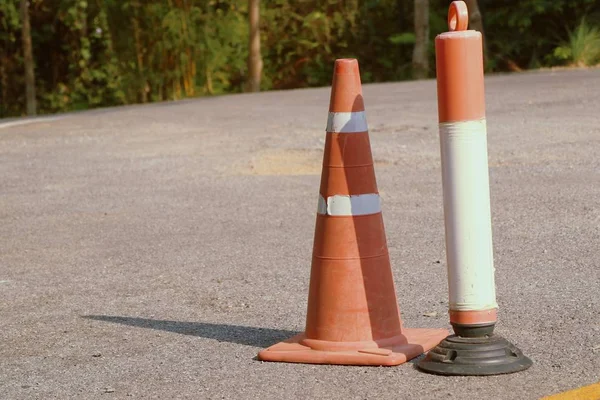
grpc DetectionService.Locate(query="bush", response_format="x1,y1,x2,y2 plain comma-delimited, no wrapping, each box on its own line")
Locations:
553,18,600,66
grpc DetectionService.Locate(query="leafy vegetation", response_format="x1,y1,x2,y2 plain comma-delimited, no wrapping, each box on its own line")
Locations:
1,0,600,117
553,18,600,66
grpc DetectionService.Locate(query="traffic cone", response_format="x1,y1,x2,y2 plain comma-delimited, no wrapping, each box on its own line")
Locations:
417,1,532,375
257,59,448,366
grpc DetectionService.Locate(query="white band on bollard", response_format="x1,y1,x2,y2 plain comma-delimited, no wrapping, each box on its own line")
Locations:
439,119,498,311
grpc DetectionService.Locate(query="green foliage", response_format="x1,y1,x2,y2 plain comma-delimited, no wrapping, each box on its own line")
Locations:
261,0,360,89
33,0,125,113
0,0,19,33
198,5,249,94
2,0,600,118
389,33,416,45
0,0,23,116
553,18,600,66
484,0,600,70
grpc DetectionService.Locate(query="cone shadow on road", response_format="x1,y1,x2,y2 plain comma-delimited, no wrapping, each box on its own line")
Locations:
83,315,298,348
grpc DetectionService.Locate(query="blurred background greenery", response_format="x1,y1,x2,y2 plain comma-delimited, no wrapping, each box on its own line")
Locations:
1,0,600,117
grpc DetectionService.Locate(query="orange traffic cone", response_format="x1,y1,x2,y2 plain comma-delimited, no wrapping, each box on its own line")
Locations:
258,59,448,366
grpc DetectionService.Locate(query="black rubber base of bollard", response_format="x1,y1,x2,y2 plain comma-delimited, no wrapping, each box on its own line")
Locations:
417,334,533,376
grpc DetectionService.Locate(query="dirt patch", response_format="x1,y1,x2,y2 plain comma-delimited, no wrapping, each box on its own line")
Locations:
239,148,323,176
238,148,394,176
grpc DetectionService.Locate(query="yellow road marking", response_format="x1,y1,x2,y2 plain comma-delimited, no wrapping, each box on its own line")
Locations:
542,382,600,400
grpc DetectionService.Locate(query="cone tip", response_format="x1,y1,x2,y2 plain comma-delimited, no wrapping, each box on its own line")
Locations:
334,59,360,76
329,59,364,112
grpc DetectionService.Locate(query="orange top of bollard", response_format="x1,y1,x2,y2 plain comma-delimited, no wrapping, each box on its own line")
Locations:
448,1,469,32
435,1,485,122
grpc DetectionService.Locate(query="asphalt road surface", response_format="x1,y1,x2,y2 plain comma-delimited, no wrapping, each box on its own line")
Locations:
1,68,599,399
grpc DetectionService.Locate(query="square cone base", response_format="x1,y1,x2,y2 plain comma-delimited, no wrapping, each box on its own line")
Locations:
257,328,449,366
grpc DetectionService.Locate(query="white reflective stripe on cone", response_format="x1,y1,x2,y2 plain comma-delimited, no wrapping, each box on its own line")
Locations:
326,111,368,133
439,119,498,311
317,194,381,216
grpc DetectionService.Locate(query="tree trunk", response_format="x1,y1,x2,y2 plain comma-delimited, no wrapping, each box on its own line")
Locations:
247,0,262,92
1,56,8,117
131,0,147,103
412,0,429,80
20,0,36,115
205,67,214,95
465,0,487,57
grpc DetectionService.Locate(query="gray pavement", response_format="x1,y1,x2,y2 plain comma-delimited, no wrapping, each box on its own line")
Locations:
1,68,599,399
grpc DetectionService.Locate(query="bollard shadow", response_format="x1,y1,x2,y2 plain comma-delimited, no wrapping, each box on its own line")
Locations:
82,315,298,348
